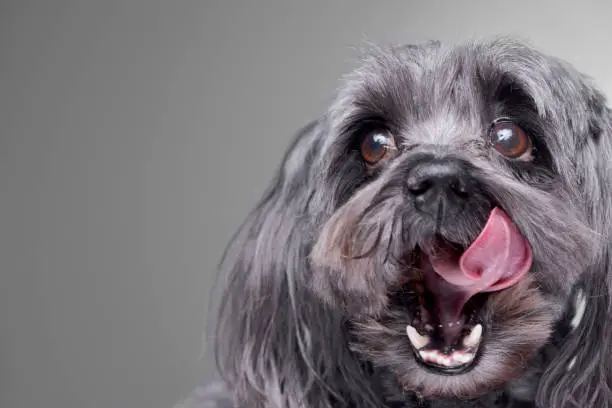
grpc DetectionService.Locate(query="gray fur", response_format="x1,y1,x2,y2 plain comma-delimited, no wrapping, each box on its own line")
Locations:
210,37,612,408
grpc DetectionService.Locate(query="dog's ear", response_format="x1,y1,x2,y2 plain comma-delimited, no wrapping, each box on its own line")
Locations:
212,121,380,408
535,271,612,407
536,84,612,407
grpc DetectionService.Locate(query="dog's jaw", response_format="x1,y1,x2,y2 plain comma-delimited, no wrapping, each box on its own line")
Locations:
348,272,558,399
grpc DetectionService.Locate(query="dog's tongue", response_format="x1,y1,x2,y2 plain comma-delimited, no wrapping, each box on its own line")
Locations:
422,208,532,344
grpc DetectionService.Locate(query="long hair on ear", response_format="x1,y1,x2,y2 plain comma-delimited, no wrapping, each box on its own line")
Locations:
534,73,612,407
213,121,382,408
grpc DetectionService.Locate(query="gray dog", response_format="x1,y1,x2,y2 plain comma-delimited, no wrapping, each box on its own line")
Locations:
193,38,612,408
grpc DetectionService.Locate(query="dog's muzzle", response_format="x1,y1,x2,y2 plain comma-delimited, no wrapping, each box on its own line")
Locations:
398,157,533,371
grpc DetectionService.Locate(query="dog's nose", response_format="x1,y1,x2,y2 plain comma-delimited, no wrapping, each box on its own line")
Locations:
406,159,475,215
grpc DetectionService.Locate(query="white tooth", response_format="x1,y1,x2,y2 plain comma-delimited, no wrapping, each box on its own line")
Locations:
457,353,475,364
406,325,430,349
463,324,483,348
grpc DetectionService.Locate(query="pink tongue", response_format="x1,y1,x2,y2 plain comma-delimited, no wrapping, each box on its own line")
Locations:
422,208,532,343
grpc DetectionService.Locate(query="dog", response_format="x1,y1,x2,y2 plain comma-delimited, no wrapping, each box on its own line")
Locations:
197,38,612,408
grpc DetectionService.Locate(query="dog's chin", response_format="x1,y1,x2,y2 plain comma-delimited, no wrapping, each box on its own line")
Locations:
346,215,562,400
350,270,559,399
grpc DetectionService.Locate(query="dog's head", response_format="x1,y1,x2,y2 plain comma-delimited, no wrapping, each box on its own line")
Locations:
215,38,612,407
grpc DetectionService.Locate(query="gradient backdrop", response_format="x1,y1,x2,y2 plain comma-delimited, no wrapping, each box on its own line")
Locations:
2,1,612,407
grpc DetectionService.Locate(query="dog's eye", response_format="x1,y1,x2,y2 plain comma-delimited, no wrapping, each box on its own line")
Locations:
360,132,396,165
489,121,532,160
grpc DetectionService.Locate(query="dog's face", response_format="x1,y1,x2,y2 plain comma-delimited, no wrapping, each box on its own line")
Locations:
215,38,612,408
307,40,602,398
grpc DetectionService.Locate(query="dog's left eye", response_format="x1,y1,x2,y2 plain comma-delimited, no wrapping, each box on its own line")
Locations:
360,132,397,166
489,121,532,160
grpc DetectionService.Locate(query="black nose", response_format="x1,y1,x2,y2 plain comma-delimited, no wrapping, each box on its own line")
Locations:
406,159,475,216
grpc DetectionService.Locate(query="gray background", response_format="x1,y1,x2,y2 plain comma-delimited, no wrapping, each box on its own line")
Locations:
2,1,611,407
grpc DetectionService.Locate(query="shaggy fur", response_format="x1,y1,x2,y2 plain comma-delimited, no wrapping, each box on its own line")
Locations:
201,38,612,408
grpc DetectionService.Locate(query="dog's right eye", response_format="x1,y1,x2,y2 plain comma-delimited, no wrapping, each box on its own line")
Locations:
360,132,397,166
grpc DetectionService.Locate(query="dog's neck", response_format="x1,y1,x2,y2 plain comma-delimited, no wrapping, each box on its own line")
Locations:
376,288,587,408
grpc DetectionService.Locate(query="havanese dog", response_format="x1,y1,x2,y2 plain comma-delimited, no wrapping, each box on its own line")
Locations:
191,37,612,408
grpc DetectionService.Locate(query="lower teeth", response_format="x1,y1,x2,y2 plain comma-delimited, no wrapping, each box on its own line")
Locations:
406,323,483,367
419,349,475,367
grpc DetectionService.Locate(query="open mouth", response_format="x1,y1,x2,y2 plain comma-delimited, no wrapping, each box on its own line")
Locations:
401,279,486,373
395,207,533,374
